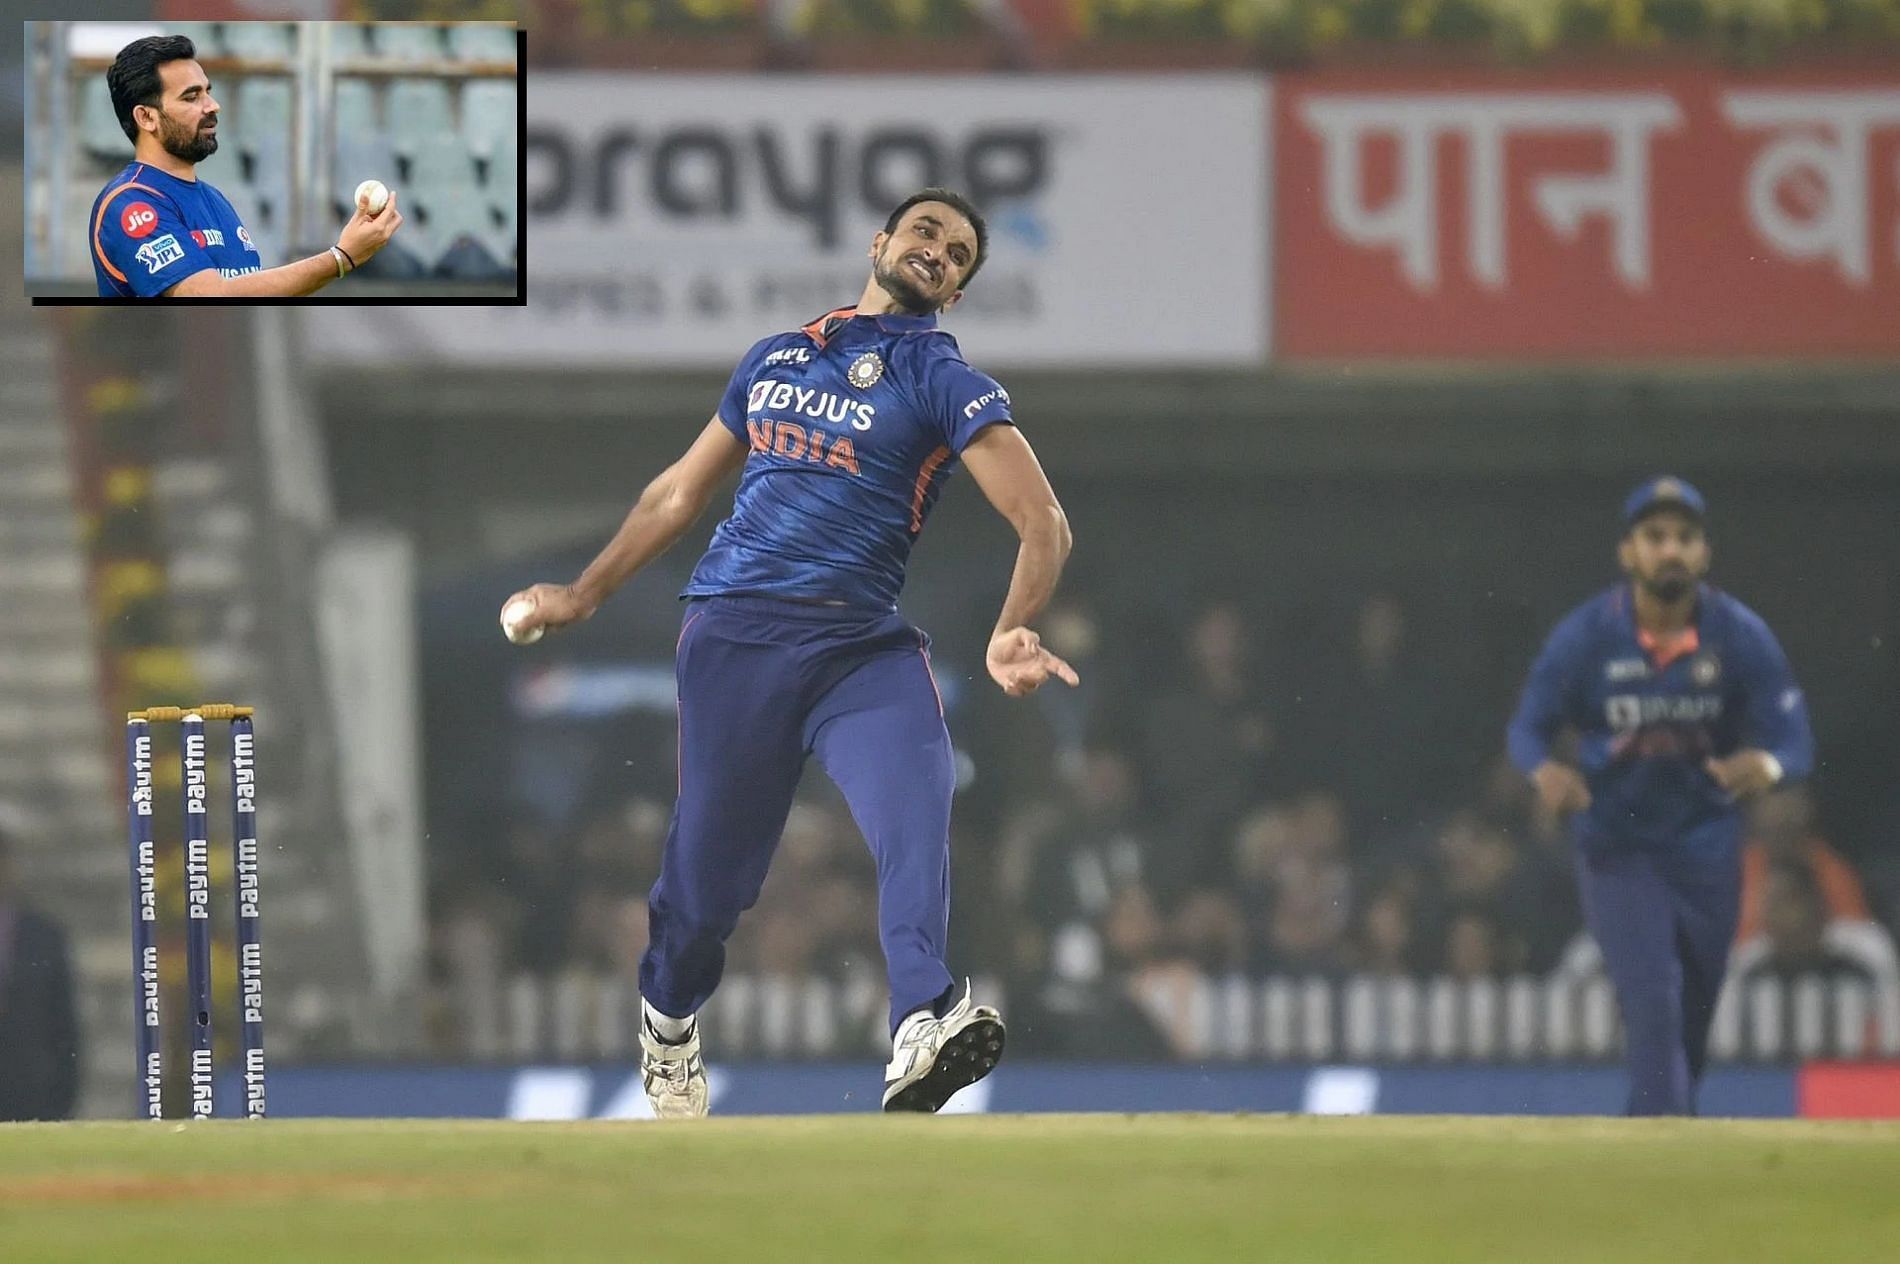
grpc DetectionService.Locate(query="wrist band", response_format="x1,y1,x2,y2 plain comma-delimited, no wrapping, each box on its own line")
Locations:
335,244,357,271
1762,753,1784,785
329,246,347,278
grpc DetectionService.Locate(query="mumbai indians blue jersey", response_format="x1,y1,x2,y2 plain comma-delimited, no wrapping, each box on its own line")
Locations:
684,307,1014,610
91,163,261,297
1507,583,1814,851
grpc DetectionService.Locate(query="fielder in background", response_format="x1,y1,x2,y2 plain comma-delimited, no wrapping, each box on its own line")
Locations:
500,187,1076,1116
1508,477,1814,1115
0,818,82,1121
91,35,402,297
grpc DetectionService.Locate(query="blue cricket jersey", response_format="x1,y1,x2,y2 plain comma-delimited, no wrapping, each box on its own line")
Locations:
1507,583,1814,850
684,306,1014,611
91,163,262,297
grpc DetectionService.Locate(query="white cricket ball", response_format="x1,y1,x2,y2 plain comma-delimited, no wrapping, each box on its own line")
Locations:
354,179,390,217
500,597,543,645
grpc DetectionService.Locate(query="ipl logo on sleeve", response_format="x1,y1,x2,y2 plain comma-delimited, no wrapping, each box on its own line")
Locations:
136,234,185,275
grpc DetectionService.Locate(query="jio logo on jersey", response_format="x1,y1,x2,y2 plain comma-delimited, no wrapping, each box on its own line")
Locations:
121,201,159,239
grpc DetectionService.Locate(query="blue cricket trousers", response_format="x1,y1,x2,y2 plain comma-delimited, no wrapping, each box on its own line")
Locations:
1575,829,1741,1116
639,595,958,1034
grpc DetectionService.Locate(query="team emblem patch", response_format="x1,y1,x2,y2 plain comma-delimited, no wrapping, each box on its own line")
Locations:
1690,652,1722,687
846,352,884,390
237,225,256,252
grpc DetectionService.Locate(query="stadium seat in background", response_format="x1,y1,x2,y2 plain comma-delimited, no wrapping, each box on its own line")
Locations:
407,138,509,275
447,23,517,62
246,131,293,234
219,21,296,62
79,78,134,164
487,139,517,256
235,78,293,159
170,22,224,59
375,24,446,63
333,78,378,140
333,134,400,223
407,136,480,218
193,137,242,193
386,79,456,160
327,22,375,63
219,179,279,266
461,81,516,162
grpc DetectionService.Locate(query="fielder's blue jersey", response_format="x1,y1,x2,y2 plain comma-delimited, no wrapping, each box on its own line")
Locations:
684,306,1014,610
91,163,262,298
1507,583,1814,849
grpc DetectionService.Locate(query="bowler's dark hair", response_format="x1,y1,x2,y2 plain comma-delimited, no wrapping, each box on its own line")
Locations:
108,35,199,143
885,187,988,289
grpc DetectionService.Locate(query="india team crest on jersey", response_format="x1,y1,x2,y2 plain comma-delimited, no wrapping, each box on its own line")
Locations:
846,352,884,390
1690,652,1722,687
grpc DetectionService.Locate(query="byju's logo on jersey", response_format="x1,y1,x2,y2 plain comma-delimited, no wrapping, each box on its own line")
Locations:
136,234,185,275
846,352,884,390
121,201,159,239
1605,693,1724,731
747,379,876,430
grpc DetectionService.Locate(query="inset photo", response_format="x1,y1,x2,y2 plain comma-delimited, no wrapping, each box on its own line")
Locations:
24,19,520,302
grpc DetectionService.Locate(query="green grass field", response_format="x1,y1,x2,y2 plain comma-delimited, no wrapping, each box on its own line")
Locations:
3,1115,1896,1262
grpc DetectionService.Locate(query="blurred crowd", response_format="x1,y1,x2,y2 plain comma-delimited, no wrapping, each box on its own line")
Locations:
388,0,1900,68
425,592,1898,1057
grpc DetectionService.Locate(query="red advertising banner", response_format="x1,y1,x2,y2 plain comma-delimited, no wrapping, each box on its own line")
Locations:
1799,1061,1900,1119
1275,66,1900,358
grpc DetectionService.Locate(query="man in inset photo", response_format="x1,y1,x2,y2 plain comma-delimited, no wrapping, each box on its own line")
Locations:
92,34,402,298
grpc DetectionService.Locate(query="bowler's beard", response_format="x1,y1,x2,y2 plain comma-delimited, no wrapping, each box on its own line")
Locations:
159,111,217,164
1640,569,1694,604
873,251,941,315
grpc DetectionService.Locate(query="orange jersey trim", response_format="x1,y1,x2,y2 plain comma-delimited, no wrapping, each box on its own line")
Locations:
92,170,172,286
909,445,952,533
1637,624,1700,669
800,305,857,349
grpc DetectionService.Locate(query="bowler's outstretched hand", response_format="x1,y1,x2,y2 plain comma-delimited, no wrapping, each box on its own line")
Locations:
987,626,1078,697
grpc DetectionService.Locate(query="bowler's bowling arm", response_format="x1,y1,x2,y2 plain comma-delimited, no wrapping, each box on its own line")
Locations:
567,418,749,613
961,422,1071,636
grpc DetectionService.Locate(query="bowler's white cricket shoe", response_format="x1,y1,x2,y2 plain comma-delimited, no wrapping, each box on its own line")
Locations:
639,1013,709,1119
882,981,1005,1113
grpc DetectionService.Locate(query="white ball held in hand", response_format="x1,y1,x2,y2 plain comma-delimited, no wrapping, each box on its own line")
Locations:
355,179,390,218
500,597,543,645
